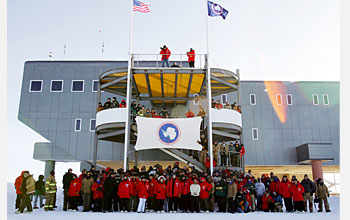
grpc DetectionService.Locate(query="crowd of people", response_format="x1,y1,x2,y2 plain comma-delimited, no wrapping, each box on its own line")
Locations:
14,164,331,214
212,99,241,113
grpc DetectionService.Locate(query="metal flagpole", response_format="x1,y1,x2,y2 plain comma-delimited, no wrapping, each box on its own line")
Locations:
205,0,214,175
123,0,134,171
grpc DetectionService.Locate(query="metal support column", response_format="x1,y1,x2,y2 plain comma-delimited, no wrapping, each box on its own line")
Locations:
44,160,55,180
205,55,214,175
236,69,244,171
123,55,133,171
93,79,102,167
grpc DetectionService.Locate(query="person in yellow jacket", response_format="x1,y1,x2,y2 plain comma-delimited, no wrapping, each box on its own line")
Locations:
44,171,57,211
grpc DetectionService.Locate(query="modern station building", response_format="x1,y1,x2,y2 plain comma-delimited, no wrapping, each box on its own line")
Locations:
18,58,339,186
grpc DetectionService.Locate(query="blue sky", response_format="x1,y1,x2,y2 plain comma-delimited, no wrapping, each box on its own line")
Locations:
7,0,339,184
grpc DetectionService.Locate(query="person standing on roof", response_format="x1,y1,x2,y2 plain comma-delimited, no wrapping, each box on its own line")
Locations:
160,45,171,67
187,48,195,68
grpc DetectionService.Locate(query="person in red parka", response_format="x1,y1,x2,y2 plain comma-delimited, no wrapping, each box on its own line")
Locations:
187,48,195,67
91,177,104,212
69,174,81,211
199,177,212,212
154,176,166,213
130,175,139,212
136,176,149,213
118,176,133,212
166,174,182,213
280,176,293,212
262,190,274,212
291,180,305,212
244,188,252,211
180,175,191,213
147,175,157,211
270,176,282,195
14,171,27,209
160,45,171,67
119,99,127,108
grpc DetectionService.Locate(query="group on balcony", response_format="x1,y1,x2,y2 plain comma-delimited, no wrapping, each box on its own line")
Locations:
212,99,241,113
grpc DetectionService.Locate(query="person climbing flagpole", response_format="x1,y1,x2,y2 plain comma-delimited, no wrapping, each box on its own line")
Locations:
206,0,229,175
123,0,151,171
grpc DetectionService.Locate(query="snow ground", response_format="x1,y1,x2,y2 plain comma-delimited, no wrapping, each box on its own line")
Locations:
7,183,339,220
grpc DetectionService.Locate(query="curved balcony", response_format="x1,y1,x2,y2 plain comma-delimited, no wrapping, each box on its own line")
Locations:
210,108,242,141
96,108,127,142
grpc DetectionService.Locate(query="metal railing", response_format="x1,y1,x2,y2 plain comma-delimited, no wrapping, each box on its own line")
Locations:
131,53,207,69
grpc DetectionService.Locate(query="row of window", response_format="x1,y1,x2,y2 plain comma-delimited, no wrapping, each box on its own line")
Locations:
74,119,96,132
249,94,330,106
29,80,99,92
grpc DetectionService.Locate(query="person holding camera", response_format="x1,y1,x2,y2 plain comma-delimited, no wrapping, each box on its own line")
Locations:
160,45,171,67
92,177,104,212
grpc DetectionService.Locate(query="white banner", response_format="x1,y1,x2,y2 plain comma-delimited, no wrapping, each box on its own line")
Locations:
134,117,202,151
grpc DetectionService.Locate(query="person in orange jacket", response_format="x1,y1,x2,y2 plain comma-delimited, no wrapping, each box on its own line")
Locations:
180,175,191,213
199,177,212,212
262,190,275,212
187,48,195,67
14,171,27,210
91,177,104,212
147,174,157,211
291,179,305,212
160,45,171,67
166,174,182,213
130,175,139,212
68,174,81,211
119,99,127,108
136,176,149,213
270,176,282,195
154,176,167,213
280,176,293,212
118,175,133,212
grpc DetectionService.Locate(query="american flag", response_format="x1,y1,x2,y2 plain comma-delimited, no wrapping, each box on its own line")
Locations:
133,0,150,13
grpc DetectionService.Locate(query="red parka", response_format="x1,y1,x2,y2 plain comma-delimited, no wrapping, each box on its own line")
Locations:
118,180,133,198
181,180,191,195
155,182,166,200
91,182,104,199
149,178,157,197
187,50,195,62
237,181,245,192
69,178,82,197
160,48,171,60
136,180,149,199
245,190,252,207
15,171,26,194
131,179,139,196
292,182,305,202
280,179,293,198
166,178,182,198
262,194,274,210
199,180,213,199
270,180,282,194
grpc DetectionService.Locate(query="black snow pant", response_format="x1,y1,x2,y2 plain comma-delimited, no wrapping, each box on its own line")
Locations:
93,198,102,212
120,198,129,212
227,197,236,213
189,61,195,68
70,196,78,211
180,194,190,212
190,196,200,213
147,196,156,210
156,199,164,211
200,198,209,211
15,194,22,209
294,201,305,212
113,196,120,211
284,197,293,212
217,195,227,212
103,194,113,211
168,197,179,211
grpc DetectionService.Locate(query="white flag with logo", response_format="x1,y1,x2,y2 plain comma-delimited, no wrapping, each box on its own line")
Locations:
134,116,202,151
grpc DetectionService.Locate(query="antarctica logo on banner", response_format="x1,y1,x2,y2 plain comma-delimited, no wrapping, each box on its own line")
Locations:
157,122,181,145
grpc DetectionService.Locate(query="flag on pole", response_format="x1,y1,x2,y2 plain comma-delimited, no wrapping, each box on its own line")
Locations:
207,1,229,19
133,0,151,13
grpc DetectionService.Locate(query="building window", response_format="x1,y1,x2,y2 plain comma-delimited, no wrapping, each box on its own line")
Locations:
90,119,96,132
252,128,258,140
50,80,63,92
72,80,84,92
75,119,82,132
29,80,43,92
276,94,282,105
221,94,227,104
286,94,293,105
250,94,256,105
323,94,329,105
312,94,319,105
92,80,98,92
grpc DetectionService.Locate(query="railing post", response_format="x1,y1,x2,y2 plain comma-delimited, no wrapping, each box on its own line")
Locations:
156,54,158,67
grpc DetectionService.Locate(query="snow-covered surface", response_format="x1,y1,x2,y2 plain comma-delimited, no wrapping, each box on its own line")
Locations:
7,182,339,220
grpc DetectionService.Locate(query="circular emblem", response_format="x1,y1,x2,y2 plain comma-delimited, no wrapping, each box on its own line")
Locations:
212,3,223,15
157,122,181,145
